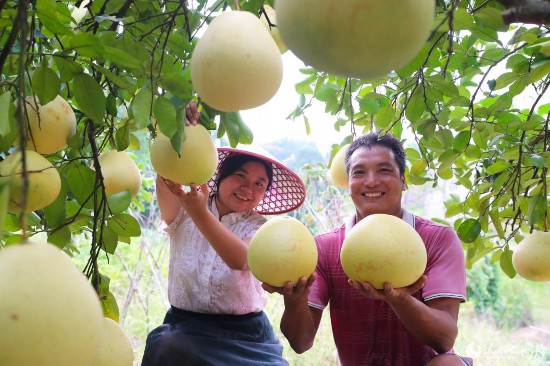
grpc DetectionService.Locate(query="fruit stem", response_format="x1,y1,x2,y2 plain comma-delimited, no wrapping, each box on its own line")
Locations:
233,0,240,11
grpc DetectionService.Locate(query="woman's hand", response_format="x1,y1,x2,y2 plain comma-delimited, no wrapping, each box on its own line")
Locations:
160,177,210,215
185,101,200,126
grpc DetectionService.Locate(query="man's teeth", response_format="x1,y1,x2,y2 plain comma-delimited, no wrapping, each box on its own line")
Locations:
236,194,250,201
364,192,382,198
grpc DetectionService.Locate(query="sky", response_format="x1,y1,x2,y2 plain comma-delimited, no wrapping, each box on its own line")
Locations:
239,52,350,157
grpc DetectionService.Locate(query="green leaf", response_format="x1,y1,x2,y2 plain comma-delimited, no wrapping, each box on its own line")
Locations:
115,124,130,151
67,164,99,209
43,178,68,228
457,218,482,243
131,88,153,130
53,55,83,82
69,33,104,58
500,246,516,279
73,73,106,124
101,226,119,254
453,130,470,151
31,65,60,105
47,226,71,249
100,291,120,322
36,0,73,36
103,46,144,69
106,213,141,237
530,154,546,168
153,96,178,137
528,195,547,225
220,112,242,147
0,92,12,137
106,190,131,214
375,105,395,128
485,160,510,175
405,86,424,122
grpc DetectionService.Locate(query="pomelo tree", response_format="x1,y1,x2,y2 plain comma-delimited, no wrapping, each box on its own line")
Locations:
1,0,550,324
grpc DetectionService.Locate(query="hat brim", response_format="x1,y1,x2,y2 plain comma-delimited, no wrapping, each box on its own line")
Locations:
207,147,306,215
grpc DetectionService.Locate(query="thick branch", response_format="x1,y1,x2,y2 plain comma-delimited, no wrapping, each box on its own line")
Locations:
496,0,550,25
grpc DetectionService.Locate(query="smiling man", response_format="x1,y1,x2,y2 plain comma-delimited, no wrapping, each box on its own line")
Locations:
264,130,471,366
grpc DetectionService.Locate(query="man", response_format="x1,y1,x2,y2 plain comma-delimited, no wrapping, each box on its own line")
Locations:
264,131,471,366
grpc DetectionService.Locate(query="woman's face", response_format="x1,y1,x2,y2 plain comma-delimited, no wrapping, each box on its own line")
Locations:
215,161,269,217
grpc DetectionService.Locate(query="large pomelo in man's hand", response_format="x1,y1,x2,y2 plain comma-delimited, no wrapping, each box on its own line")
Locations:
0,241,104,366
15,95,77,154
190,10,283,112
91,317,134,366
150,124,218,186
97,150,142,199
0,150,61,212
275,0,435,79
512,231,550,281
340,214,427,289
248,216,318,287
329,144,349,189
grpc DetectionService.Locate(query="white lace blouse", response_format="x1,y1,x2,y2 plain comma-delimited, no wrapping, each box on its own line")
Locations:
164,196,268,315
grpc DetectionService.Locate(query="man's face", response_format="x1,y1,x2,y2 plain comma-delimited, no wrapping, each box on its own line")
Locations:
347,145,406,220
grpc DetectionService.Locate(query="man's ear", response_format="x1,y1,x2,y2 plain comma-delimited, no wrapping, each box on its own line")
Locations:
401,175,407,191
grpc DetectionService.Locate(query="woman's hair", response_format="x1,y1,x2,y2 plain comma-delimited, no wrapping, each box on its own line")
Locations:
345,130,407,175
216,155,274,192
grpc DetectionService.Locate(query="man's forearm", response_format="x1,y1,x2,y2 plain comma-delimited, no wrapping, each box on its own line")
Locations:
280,300,317,354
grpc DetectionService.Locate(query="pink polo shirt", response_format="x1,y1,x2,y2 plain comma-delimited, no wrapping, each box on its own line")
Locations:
308,211,467,366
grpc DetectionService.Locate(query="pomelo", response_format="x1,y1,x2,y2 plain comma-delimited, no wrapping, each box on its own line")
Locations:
340,213,427,289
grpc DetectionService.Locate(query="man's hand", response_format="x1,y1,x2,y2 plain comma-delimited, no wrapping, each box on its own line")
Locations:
349,275,427,305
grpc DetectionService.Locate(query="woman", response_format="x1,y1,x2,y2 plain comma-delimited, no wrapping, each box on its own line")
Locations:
141,102,306,366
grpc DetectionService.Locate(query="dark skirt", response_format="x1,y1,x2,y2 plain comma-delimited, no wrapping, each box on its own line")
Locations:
141,306,288,366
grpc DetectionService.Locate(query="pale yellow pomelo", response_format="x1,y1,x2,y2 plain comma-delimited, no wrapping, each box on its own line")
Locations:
0,241,104,366
276,0,435,79
340,214,427,289
0,150,61,212
150,124,218,185
248,216,318,287
512,231,550,281
329,144,349,189
97,150,142,199
190,10,283,112
260,5,288,54
91,317,134,366
15,95,77,154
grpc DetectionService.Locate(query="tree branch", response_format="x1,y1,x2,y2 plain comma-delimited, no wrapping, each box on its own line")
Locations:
496,0,550,25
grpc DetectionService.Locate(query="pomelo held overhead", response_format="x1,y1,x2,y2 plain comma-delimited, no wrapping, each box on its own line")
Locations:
0,150,61,212
15,95,77,154
0,241,104,366
247,216,318,287
150,124,218,186
340,214,427,289
512,230,550,281
190,10,283,112
275,0,435,79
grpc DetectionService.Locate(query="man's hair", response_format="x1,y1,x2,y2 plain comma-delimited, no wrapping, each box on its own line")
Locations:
345,130,407,175
216,154,273,192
